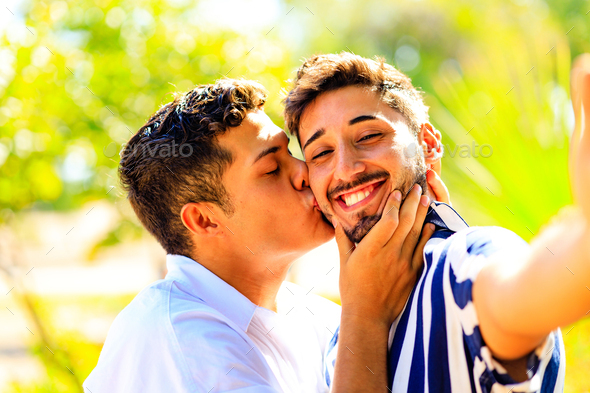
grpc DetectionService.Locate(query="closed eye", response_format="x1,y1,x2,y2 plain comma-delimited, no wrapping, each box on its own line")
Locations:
266,167,280,176
312,150,332,160
358,133,381,142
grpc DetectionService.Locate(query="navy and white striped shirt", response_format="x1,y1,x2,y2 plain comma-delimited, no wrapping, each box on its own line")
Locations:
325,202,565,393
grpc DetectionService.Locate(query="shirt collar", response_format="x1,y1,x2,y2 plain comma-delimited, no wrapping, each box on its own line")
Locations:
165,254,257,332
163,203,466,332
425,201,469,233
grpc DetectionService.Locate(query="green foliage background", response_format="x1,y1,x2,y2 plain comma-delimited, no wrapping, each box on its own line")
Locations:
1,0,589,391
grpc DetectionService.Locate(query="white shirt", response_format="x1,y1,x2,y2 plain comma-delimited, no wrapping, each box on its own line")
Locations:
83,254,341,393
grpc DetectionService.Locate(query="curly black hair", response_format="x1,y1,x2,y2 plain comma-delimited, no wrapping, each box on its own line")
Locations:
120,79,267,256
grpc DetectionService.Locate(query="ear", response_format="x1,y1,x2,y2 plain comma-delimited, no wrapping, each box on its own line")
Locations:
180,203,223,237
418,123,443,175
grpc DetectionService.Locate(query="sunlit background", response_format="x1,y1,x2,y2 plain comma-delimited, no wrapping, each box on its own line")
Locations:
1,0,589,391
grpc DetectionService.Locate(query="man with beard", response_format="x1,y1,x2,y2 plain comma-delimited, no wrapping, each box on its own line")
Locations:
83,78,449,392
284,52,590,392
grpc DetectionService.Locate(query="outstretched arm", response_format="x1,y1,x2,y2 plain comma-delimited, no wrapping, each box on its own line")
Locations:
473,55,590,361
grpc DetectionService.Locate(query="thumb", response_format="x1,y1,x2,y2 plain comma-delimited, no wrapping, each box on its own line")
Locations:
571,63,583,137
426,169,450,205
332,219,355,265
570,55,590,158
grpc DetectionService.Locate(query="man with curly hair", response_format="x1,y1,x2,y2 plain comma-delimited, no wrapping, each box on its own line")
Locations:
83,78,441,392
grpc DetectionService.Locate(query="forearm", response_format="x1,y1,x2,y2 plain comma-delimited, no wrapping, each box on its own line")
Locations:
522,214,590,332
330,312,390,393
476,212,590,358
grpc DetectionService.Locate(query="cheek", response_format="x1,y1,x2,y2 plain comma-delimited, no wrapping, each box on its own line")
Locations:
258,185,298,220
373,140,408,167
396,134,419,159
383,138,406,157
320,204,334,221
234,191,270,218
308,168,327,195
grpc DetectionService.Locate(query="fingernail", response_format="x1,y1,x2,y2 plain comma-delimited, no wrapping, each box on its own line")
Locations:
332,219,338,229
415,184,422,193
429,223,435,230
421,195,430,207
393,190,402,201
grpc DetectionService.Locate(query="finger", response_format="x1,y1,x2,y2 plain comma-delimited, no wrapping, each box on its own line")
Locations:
571,62,583,136
581,65,590,141
356,189,403,250
333,219,355,265
570,54,590,159
426,170,451,205
387,184,423,250
399,194,430,263
571,55,590,123
411,223,435,271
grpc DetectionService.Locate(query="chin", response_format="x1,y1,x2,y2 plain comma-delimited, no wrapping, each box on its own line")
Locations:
343,215,380,244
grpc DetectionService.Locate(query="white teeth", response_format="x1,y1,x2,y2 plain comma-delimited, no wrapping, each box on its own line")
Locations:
343,185,375,207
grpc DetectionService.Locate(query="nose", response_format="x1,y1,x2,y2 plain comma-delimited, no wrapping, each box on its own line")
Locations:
333,146,365,182
290,156,310,191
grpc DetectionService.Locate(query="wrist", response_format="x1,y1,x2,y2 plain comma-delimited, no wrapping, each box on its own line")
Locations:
340,309,391,332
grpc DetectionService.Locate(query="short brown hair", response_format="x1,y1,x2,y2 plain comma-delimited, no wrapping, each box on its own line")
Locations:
283,53,429,140
120,79,267,256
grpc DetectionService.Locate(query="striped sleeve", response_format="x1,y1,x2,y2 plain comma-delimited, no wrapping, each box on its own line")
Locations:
324,326,339,387
447,226,565,393
323,226,565,393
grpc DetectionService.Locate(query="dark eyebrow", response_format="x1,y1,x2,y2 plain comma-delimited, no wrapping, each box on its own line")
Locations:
349,115,378,125
253,145,281,165
302,128,326,152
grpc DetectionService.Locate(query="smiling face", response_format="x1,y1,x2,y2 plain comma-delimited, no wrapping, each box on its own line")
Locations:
299,86,428,243
217,109,334,259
